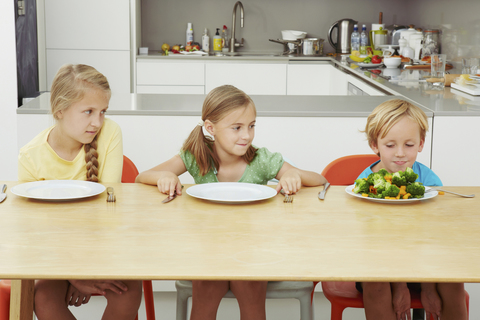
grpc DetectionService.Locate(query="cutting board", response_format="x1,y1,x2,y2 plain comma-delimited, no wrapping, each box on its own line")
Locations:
405,63,453,70
451,83,480,96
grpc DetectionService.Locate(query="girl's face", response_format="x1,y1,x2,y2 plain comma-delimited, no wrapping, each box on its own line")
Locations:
371,115,424,173
207,103,256,159
56,88,109,147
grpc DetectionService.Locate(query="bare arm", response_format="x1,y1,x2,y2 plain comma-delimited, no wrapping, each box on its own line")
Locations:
274,162,327,194
136,155,187,196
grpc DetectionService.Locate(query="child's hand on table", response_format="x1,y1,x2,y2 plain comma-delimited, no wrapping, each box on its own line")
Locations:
276,168,302,195
157,172,183,197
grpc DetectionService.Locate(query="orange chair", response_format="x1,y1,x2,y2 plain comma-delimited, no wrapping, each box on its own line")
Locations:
122,155,139,183
320,154,380,185
321,281,469,320
319,154,469,320
0,156,155,320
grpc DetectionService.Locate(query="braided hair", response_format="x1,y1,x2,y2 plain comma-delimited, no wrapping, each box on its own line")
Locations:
50,64,111,182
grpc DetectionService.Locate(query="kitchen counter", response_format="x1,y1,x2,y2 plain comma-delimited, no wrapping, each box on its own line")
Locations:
17,92,417,117
18,53,480,118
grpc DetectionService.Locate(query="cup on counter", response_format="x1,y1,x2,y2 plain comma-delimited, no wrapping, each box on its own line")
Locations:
462,58,479,75
430,54,447,89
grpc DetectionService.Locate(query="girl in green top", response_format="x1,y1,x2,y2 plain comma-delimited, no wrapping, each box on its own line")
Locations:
137,85,327,320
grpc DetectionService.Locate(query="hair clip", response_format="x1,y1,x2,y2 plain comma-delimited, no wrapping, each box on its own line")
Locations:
197,119,205,127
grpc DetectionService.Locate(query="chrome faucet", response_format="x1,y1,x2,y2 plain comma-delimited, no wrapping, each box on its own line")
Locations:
229,1,244,52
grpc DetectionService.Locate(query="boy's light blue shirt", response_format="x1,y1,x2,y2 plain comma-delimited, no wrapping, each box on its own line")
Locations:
357,160,443,186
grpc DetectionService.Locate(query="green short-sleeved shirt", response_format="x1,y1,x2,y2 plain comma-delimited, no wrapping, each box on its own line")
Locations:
179,147,284,185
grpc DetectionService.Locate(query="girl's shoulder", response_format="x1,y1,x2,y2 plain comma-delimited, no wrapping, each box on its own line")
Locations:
19,126,54,155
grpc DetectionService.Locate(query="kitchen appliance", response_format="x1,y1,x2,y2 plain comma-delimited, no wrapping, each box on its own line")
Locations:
328,18,358,54
369,28,388,50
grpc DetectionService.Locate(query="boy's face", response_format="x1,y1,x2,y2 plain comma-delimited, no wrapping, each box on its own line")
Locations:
371,115,424,173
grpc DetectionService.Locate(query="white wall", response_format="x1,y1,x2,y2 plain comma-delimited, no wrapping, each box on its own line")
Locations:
0,0,19,181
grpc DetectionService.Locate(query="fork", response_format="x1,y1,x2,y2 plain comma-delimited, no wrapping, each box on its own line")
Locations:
280,189,294,203
429,188,475,198
106,187,116,202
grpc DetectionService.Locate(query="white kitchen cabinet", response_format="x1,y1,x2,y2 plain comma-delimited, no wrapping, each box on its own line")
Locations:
205,62,287,95
40,0,132,92
46,50,131,94
286,63,331,95
330,66,349,95
136,60,205,94
431,116,480,186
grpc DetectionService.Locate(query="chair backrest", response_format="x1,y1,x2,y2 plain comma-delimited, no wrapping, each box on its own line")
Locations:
321,154,380,186
122,155,139,183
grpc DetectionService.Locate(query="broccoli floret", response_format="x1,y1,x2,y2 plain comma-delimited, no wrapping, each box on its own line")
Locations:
368,192,383,198
382,184,401,198
377,168,390,177
353,178,370,194
392,171,407,186
373,177,387,194
406,182,425,197
404,167,419,183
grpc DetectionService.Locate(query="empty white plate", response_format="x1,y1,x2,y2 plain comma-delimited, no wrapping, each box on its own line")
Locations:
186,182,277,204
11,180,106,201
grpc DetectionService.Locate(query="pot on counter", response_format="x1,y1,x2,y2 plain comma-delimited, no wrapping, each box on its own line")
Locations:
297,38,324,55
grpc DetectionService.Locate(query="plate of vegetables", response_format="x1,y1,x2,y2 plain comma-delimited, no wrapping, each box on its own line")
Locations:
345,168,438,203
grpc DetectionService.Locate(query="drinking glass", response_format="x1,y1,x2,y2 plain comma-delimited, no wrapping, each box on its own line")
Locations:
462,58,479,75
430,54,447,89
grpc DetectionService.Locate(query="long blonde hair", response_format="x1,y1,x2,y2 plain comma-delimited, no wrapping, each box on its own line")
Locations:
50,64,111,182
363,99,428,150
182,85,258,176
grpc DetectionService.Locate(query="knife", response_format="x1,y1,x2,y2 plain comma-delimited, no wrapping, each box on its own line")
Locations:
0,184,7,203
318,182,330,200
162,185,184,204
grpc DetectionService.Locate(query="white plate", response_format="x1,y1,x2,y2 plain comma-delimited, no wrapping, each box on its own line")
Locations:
11,180,106,201
356,62,383,68
345,184,438,204
186,182,277,204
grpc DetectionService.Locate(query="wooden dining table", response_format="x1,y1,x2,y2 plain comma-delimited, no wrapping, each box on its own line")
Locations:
1,181,479,320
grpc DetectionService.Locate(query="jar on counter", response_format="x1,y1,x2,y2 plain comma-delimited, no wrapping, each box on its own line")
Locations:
422,29,441,58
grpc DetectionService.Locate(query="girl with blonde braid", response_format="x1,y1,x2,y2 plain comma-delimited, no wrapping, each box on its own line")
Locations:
18,64,142,320
137,84,327,320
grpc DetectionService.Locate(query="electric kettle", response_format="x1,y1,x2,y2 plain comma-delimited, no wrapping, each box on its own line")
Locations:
328,18,358,53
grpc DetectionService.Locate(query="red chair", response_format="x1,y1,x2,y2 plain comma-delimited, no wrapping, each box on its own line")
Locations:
0,156,155,320
321,281,469,320
318,154,469,320
321,154,380,185
122,155,139,183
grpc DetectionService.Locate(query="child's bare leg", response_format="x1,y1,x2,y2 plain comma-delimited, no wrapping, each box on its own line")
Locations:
102,280,142,320
230,280,267,320
190,280,229,320
35,280,76,320
437,283,467,320
361,282,396,320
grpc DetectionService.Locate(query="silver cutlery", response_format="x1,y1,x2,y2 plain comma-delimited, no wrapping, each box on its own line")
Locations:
162,185,184,204
280,189,294,203
430,188,475,198
0,184,6,203
106,187,116,202
318,182,331,200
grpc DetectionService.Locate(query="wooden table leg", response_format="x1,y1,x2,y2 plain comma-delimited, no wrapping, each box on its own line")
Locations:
9,280,34,320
